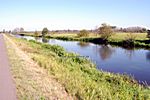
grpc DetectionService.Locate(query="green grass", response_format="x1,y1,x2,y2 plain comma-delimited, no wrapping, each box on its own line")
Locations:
5,34,73,99
8,35,150,100
19,32,148,40
110,33,147,40
5,35,47,99
45,32,148,40
18,32,150,48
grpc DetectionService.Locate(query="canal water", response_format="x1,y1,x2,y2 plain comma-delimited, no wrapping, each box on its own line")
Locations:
16,35,150,85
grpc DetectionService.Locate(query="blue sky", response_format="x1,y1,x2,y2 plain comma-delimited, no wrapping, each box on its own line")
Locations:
0,0,150,31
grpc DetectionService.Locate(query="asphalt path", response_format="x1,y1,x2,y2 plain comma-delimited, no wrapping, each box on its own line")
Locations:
0,34,17,100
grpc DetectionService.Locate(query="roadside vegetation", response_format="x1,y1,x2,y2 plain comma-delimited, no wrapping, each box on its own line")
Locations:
6,34,150,100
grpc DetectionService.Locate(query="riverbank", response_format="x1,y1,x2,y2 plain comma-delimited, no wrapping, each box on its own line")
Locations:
4,34,72,99
6,34,150,100
18,32,150,49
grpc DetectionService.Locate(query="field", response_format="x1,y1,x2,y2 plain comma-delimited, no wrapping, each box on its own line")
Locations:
18,32,150,48
50,32,147,40
19,32,148,41
6,34,150,100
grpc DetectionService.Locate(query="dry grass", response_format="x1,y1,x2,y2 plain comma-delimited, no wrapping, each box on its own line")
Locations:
4,34,72,100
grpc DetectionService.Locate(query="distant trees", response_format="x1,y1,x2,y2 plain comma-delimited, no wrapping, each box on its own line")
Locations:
77,29,89,37
98,23,113,40
8,30,11,33
20,27,24,33
12,27,25,34
114,27,147,33
3,29,5,33
42,27,49,37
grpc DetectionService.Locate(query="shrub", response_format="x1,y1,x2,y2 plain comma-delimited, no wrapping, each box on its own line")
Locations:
34,31,39,37
77,29,89,37
125,33,137,42
98,23,113,40
42,27,49,37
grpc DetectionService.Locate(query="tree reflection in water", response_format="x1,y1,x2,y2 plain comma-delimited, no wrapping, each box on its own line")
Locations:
77,42,90,48
42,38,49,43
124,48,135,59
146,51,150,62
49,39,56,43
99,45,115,61
35,37,40,41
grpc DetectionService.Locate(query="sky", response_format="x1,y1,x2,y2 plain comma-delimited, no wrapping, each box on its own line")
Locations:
0,0,150,31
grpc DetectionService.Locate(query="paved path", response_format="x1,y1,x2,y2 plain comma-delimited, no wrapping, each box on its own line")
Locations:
0,34,17,100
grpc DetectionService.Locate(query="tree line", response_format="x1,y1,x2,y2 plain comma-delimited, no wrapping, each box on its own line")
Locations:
1,24,149,41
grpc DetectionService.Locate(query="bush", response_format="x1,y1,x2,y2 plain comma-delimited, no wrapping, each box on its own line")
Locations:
98,23,113,40
42,27,49,37
77,29,89,37
125,33,137,42
34,31,39,37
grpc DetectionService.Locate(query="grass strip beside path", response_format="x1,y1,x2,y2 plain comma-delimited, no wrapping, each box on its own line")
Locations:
4,34,72,100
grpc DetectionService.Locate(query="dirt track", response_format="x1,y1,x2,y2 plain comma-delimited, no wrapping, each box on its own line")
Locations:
0,34,17,100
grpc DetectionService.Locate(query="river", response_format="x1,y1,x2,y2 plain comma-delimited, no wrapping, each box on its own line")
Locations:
15,35,150,85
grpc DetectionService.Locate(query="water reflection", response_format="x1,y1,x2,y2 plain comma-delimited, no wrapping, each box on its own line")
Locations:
99,45,115,61
77,42,89,48
49,39,56,43
35,37,41,41
124,48,135,59
146,51,150,62
42,38,49,43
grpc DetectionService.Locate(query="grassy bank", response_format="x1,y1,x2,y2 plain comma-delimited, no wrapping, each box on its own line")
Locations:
7,34,150,100
4,34,72,99
18,32,150,48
